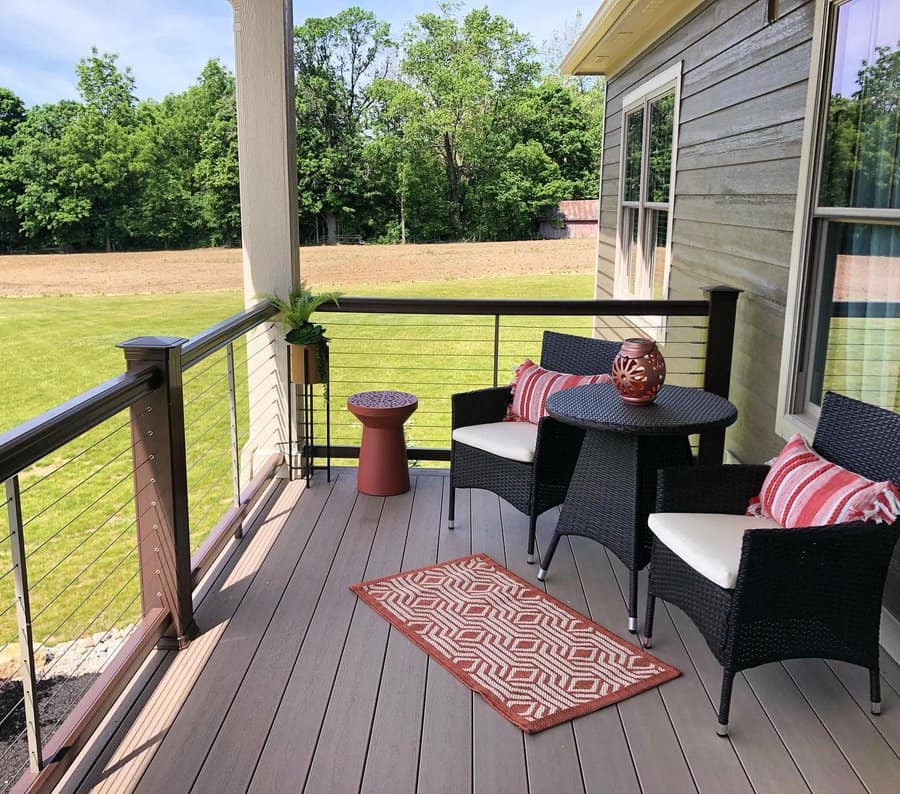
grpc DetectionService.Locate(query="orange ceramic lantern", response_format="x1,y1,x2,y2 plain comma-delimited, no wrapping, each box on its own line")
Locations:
612,338,666,405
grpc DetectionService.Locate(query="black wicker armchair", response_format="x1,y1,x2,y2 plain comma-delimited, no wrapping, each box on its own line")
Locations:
645,392,900,736
449,331,621,563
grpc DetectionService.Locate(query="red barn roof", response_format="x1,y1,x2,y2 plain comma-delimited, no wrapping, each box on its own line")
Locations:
552,200,599,222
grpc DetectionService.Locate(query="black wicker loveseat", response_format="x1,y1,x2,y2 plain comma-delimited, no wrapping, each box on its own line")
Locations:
448,331,621,563
644,391,900,736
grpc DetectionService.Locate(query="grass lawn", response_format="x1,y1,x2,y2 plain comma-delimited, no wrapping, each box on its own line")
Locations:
0,273,606,651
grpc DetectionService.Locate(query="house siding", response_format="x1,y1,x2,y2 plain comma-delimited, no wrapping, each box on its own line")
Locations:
596,0,814,465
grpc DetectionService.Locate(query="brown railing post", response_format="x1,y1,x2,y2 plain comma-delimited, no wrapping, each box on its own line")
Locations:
119,336,198,650
699,286,741,465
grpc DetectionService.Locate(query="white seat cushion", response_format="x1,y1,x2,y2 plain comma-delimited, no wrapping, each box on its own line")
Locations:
452,421,538,464
648,513,782,589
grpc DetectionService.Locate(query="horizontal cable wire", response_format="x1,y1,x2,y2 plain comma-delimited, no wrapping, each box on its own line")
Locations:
0,725,28,767
30,502,153,623
24,455,153,562
32,544,140,666
38,588,143,752
25,479,155,600
187,447,232,494
181,352,227,389
36,564,140,683
183,371,229,410
189,494,233,537
185,411,232,465
16,409,147,498
21,431,151,530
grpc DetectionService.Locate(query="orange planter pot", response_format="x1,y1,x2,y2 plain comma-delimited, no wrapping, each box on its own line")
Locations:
347,391,418,496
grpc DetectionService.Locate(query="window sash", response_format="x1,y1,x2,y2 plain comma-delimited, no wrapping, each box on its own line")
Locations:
616,87,676,301
798,0,900,416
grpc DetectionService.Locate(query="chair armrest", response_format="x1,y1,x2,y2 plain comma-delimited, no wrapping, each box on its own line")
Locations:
730,522,900,667
656,464,770,515
451,386,512,429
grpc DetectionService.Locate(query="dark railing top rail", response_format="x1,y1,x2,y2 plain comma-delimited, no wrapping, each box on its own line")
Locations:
181,301,278,371
317,295,716,317
0,367,159,484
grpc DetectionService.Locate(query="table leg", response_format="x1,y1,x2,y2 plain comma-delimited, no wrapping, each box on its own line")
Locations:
538,429,691,633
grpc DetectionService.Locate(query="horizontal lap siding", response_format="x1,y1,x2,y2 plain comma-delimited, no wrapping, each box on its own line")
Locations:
598,0,813,463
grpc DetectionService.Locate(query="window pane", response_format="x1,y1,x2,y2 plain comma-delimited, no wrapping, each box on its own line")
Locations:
809,221,900,411
622,206,640,295
624,109,644,202
647,93,675,203
648,209,669,300
819,0,900,209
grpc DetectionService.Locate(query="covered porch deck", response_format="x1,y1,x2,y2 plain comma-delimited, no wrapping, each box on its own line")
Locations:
58,469,900,794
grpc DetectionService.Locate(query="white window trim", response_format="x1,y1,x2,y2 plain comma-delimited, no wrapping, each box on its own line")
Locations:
775,0,829,442
614,62,682,337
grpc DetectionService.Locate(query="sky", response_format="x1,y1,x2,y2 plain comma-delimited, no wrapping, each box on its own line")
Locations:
0,1,596,107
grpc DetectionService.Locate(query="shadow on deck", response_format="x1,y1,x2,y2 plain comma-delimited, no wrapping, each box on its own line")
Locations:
57,469,900,793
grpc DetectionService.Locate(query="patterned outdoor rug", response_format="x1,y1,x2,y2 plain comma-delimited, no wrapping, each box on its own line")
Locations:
350,552,680,733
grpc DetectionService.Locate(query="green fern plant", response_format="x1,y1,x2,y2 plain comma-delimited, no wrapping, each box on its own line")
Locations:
263,283,342,389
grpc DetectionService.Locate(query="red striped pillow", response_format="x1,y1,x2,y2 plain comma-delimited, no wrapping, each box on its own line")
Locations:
507,359,611,424
747,434,900,527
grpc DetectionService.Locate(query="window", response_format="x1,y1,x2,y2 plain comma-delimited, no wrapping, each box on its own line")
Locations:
616,64,681,306
788,0,900,422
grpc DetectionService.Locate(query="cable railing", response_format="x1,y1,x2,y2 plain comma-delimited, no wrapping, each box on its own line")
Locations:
312,287,739,466
0,287,739,793
0,302,281,793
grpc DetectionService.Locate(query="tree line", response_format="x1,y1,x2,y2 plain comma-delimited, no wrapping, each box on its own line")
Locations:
0,4,604,253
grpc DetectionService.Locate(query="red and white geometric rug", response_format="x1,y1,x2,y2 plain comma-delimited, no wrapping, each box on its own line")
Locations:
350,552,680,733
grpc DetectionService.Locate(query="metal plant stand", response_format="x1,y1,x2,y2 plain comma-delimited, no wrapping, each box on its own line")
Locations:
286,344,331,484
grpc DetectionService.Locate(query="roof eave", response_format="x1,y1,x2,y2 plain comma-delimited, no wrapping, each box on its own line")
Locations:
560,0,707,78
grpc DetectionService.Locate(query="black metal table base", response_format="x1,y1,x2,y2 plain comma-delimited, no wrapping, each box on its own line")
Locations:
537,429,692,632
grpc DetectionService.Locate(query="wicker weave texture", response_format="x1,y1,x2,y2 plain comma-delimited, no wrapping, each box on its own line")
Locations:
449,331,622,557
647,391,900,729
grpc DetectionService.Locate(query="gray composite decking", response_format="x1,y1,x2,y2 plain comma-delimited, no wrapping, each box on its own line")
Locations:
58,469,900,793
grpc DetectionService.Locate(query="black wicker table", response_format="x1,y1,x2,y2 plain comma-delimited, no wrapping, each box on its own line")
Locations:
538,382,737,633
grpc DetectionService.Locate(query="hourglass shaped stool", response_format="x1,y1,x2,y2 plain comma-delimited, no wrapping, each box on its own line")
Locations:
347,391,418,495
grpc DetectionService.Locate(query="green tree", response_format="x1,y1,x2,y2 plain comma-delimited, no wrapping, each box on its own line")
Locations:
294,7,394,243
10,50,139,250
0,88,26,249
9,100,83,247
375,4,542,239
194,73,241,246
133,60,236,247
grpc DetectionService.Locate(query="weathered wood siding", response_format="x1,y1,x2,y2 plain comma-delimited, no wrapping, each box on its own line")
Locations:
597,0,813,464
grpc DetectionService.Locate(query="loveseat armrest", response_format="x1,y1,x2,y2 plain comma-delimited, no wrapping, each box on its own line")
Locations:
451,386,512,430
656,464,770,515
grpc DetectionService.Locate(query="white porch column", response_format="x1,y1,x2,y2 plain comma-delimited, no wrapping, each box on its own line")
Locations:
229,0,299,473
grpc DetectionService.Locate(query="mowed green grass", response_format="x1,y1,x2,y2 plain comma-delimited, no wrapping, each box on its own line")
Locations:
0,274,600,650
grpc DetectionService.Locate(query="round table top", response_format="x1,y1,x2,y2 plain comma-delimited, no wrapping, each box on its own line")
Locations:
347,390,418,410
546,383,737,435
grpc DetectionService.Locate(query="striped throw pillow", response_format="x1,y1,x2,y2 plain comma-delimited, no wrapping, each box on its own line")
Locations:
507,359,611,424
747,433,900,528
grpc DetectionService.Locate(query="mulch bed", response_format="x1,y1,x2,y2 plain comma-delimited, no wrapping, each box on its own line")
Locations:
0,675,97,792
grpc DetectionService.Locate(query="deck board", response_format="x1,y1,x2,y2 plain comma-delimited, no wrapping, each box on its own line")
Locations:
417,480,474,794
300,482,415,793
64,471,900,794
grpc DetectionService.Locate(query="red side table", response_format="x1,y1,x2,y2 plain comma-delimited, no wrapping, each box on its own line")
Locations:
347,391,418,496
